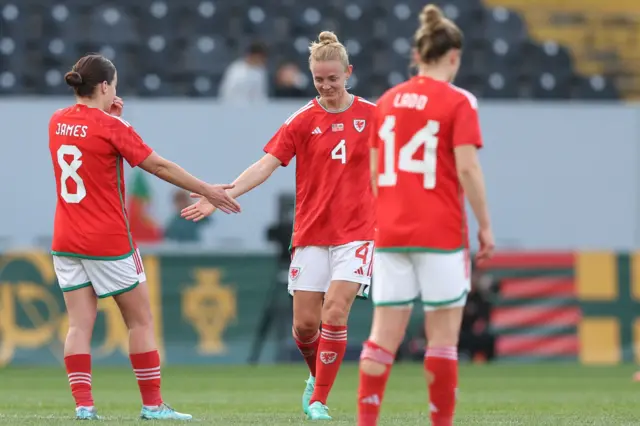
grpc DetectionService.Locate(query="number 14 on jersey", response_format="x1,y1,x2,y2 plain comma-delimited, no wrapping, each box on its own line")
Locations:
378,116,440,189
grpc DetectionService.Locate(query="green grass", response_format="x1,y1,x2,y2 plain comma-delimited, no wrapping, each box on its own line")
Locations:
0,363,639,425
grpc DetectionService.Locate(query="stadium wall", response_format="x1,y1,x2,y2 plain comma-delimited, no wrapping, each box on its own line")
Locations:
1,99,639,251
1,249,639,367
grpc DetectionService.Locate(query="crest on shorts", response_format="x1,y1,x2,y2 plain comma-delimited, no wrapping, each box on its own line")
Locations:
353,119,366,132
320,351,337,364
290,266,301,281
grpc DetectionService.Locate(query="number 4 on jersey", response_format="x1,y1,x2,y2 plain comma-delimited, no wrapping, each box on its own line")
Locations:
378,116,440,189
331,139,346,164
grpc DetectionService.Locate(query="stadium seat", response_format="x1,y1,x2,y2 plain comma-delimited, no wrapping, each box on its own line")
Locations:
530,70,572,99
1,2,42,44
482,72,521,99
178,35,231,74
135,0,183,38
483,7,528,44
136,72,176,97
89,5,139,46
572,75,620,100
0,0,626,99
175,0,237,40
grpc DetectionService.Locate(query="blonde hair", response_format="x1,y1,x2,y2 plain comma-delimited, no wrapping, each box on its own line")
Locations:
309,31,349,70
413,4,463,64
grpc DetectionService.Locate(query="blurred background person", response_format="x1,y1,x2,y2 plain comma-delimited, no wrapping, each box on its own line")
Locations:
273,61,307,98
219,41,269,103
164,190,212,243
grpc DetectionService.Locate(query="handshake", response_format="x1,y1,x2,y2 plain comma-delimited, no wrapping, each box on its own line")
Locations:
180,184,238,221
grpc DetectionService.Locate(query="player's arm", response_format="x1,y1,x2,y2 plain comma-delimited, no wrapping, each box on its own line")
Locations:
108,119,240,214
454,146,490,229
227,154,282,198
181,154,281,222
369,113,380,196
139,152,241,214
370,148,379,197
181,122,296,221
452,95,494,261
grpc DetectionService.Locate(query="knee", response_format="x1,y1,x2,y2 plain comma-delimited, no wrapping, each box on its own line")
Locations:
67,324,93,342
322,298,350,325
359,341,394,376
123,305,154,331
360,359,388,376
428,329,459,347
293,318,320,338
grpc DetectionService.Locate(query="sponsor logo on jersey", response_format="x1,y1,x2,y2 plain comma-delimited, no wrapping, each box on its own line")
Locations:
290,266,301,280
332,123,344,132
311,127,322,135
353,119,366,132
320,351,337,364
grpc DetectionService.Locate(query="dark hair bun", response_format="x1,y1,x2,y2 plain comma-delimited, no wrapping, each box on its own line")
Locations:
64,71,83,87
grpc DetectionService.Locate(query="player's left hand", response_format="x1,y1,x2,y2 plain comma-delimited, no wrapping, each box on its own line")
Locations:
475,227,495,264
180,194,217,222
110,96,124,117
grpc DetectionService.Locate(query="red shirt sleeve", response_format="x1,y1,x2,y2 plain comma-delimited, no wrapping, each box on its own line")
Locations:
264,123,297,167
368,112,380,149
108,117,153,167
452,95,483,149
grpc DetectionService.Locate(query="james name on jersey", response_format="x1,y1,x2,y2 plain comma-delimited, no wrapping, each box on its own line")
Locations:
55,123,89,138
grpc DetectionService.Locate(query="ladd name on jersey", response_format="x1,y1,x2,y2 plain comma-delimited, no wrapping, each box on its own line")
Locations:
55,123,88,138
393,93,428,111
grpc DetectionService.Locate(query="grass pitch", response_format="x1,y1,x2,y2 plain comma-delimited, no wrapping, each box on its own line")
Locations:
0,363,638,425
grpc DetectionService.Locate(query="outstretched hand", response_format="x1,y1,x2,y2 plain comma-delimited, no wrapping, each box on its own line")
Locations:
203,183,240,214
181,193,216,221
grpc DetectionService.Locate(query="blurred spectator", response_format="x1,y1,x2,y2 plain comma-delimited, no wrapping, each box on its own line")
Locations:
219,41,269,103
128,170,163,244
399,262,497,362
164,190,211,243
458,265,496,362
273,62,307,98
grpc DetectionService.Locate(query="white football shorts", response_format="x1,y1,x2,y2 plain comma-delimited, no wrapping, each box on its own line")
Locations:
288,240,374,298
53,249,146,298
372,250,470,311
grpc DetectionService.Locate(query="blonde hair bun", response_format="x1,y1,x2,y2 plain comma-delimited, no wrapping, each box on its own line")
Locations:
318,31,339,45
420,4,444,29
308,30,349,69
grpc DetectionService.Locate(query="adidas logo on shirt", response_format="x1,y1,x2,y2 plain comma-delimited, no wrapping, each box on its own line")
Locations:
311,127,322,135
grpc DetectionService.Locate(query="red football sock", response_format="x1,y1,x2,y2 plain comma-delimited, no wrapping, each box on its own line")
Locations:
357,340,395,426
293,328,320,377
310,324,347,405
130,350,163,407
65,354,94,407
425,346,458,426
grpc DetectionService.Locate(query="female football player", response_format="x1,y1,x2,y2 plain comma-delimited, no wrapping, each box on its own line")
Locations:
182,31,376,420
357,4,495,425
49,53,240,420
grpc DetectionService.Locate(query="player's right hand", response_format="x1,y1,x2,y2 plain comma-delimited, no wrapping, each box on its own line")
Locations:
180,194,216,221
204,184,241,214
476,227,495,263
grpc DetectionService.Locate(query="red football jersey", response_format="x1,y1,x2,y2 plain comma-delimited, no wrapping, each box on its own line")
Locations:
371,76,483,251
264,96,376,248
49,104,153,258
